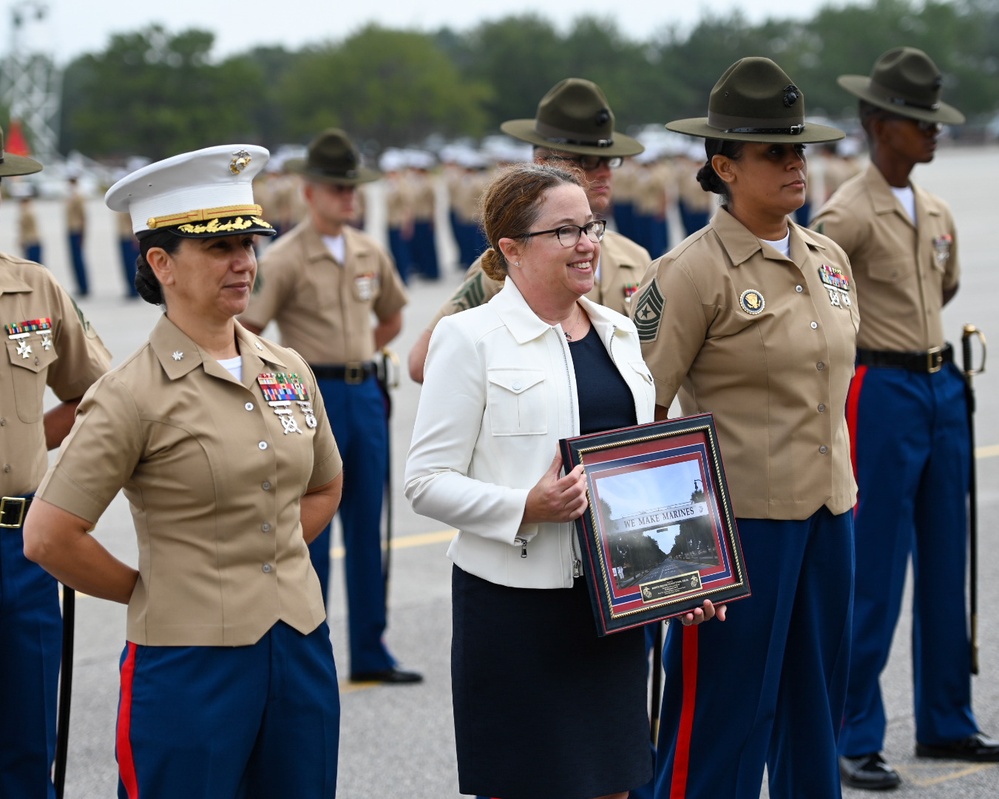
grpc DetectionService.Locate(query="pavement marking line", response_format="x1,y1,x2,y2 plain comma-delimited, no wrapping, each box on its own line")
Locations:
897,761,996,786
331,529,454,559
977,443,999,459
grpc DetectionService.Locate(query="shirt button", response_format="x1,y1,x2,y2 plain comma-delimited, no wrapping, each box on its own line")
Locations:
261,522,272,533
244,402,254,411
3,464,10,473
819,445,829,455
810,321,818,330
512,381,522,391
261,481,272,491
817,403,827,413
795,285,803,293
258,441,268,450
816,362,826,371
262,563,273,573
0,417,6,426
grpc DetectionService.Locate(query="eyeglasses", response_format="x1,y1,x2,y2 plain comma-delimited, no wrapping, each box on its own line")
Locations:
522,219,607,247
548,154,623,171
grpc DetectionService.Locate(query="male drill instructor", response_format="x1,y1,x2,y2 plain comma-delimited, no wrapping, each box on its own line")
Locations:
812,47,999,790
407,78,652,383
241,129,420,684
0,129,111,796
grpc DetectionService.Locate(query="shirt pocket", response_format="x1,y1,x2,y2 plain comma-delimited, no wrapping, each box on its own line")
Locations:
867,254,911,285
487,369,547,436
4,337,57,423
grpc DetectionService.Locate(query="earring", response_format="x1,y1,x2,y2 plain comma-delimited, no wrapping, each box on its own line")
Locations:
514,261,521,267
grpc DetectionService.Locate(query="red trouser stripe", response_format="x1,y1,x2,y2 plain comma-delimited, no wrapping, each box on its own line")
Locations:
669,625,699,799
117,642,139,799
846,366,867,488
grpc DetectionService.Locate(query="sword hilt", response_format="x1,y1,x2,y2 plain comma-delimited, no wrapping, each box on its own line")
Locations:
961,323,987,378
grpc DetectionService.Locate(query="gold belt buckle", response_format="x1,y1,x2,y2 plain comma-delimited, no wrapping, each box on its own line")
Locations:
926,346,943,374
0,496,27,528
344,362,366,384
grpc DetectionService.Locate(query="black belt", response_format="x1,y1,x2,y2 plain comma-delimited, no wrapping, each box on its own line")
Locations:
0,496,32,529
311,362,377,384
856,344,952,374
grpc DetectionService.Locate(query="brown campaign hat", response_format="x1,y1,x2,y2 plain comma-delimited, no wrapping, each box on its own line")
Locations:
291,128,381,185
838,46,965,125
666,57,844,145
0,124,42,177
500,78,644,157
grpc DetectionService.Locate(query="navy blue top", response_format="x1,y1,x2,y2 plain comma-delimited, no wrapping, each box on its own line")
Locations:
569,326,637,435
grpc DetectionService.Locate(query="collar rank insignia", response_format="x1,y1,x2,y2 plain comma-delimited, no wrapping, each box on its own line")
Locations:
739,289,766,315
932,234,953,268
817,264,852,308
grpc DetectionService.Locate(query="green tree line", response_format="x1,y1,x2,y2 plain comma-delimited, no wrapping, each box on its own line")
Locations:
14,0,999,161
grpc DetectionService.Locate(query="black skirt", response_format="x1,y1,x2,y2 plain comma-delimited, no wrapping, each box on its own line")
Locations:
451,566,652,799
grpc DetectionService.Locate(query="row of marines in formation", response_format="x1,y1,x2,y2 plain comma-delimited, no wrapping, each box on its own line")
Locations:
0,44,994,799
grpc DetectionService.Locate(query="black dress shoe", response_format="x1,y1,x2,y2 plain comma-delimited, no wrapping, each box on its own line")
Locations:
839,753,901,791
915,732,999,762
349,667,423,684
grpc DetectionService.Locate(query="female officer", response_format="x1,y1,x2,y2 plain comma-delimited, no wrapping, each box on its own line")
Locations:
630,58,858,798
24,145,343,799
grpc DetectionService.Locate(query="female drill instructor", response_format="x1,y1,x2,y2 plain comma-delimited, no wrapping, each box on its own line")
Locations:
23,145,344,799
405,163,720,799
631,58,859,798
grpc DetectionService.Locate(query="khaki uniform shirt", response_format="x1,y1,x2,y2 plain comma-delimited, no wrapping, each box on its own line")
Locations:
811,163,958,352
65,191,86,234
115,211,135,240
37,316,342,646
17,203,40,249
241,222,408,364
450,169,490,225
676,158,715,213
384,175,414,229
632,209,859,520
1,255,110,496
409,171,436,223
612,160,640,205
424,229,651,330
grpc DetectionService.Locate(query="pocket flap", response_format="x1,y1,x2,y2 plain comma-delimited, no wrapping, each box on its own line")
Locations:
487,369,545,395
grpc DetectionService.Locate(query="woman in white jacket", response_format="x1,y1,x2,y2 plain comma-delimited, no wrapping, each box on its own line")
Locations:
405,163,719,799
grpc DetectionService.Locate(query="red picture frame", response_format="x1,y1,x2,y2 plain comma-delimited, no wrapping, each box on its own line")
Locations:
560,413,751,635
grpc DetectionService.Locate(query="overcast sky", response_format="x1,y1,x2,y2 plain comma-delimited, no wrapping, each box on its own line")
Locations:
4,0,842,65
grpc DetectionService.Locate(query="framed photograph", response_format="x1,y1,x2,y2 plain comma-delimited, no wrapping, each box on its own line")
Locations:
560,413,750,636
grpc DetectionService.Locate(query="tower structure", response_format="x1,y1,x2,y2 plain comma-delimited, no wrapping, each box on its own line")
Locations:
0,1,61,163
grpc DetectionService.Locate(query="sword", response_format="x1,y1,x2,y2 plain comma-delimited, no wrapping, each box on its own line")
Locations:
376,349,401,590
961,323,986,676
54,585,75,799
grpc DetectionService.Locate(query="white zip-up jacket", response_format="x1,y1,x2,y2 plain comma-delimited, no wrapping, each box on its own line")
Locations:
405,279,655,589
